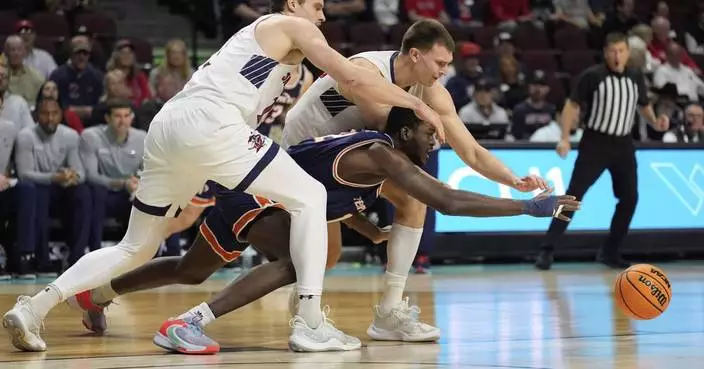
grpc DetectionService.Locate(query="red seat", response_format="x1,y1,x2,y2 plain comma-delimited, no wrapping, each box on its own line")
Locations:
321,22,347,45
74,11,117,37
0,11,18,35
30,12,70,38
561,51,598,76
471,26,498,49
349,22,386,47
520,51,559,73
513,23,550,50
389,23,411,47
128,37,153,66
554,27,589,51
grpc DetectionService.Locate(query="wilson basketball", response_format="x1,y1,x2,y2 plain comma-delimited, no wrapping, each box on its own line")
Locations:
614,264,672,320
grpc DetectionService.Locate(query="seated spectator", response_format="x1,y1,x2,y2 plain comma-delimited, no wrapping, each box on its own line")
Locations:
325,0,367,22
90,70,138,128
650,1,669,22
601,0,638,39
0,93,37,279
628,24,660,73
531,0,555,25
529,119,583,142
375,0,401,29
49,36,104,122
14,98,90,271
684,4,704,55
484,32,525,80
646,83,685,141
4,36,45,109
80,99,146,253
554,0,602,29
15,20,57,79
649,17,701,74
652,43,704,102
0,64,35,131
107,39,152,107
458,79,509,139
663,103,704,143
497,55,526,111
148,39,193,95
139,73,179,131
445,42,483,110
511,70,555,139
489,0,533,31
36,80,84,133
405,0,451,24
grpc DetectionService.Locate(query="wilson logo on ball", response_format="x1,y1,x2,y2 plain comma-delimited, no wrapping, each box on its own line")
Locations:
638,275,668,306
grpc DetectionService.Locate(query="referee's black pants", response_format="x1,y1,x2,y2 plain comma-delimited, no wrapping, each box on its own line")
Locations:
541,130,638,258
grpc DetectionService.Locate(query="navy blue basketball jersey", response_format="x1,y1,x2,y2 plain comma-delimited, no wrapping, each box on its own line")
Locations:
288,130,393,221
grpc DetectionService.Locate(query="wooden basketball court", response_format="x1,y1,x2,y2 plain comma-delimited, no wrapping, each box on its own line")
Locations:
0,262,702,368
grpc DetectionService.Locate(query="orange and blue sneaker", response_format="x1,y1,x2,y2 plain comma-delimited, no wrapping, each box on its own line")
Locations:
153,317,220,354
66,290,109,334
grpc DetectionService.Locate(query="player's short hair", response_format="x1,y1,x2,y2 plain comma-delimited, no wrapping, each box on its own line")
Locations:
401,20,455,54
105,98,133,116
604,32,628,48
385,106,421,136
270,0,306,13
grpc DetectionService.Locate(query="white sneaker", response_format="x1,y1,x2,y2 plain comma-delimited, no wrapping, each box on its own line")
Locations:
366,297,440,342
288,306,361,352
2,296,47,351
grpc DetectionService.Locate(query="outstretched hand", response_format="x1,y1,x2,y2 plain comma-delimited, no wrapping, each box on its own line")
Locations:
414,103,445,144
513,174,549,192
525,188,581,221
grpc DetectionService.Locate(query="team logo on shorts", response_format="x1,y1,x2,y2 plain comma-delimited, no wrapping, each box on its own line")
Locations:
248,132,266,153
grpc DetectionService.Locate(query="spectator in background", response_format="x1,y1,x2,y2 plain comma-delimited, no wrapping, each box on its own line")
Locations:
107,39,152,107
139,73,180,131
4,36,45,109
325,0,367,22
15,20,57,79
511,70,555,140
649,17,702,74
663,103,704,143
80,99,146,254
0,64,35,132
149,39,194,95
90,70,137,128
484,32,525,81
651,1,669,22
445,42,483,110
489,0,533,31
530,0,555,25
628,24,660,73
653,43,704,102
0,93,37,279
36,80,84,133
374,0,401,29
49,36,104,122
497,55,526,111
684,4,704,55
220,0,264,40
601,0,638,38
647,83,684,142
405,0,450,24
458,79,509,139
14,98,90,272
554,0,604,29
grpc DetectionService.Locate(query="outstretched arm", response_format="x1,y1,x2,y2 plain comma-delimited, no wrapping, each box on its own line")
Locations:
426,84,546,191
341,213,390,244
366,143,579,218
284,18,444,140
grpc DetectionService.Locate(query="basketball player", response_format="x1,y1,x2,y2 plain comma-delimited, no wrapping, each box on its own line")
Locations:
282,19,548,341
70,107,579,354
2,1,445,353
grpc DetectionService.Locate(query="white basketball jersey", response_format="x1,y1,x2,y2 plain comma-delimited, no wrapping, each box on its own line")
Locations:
283,50,424,148
167,14,297,128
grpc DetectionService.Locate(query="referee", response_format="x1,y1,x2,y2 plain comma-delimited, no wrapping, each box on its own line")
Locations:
535,32,669,270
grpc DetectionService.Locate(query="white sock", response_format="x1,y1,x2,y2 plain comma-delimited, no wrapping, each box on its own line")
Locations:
92,283,118,305
177,302,217,328
29,284,63,319
297,294,323,328
381,224,423,314
51,208,168,306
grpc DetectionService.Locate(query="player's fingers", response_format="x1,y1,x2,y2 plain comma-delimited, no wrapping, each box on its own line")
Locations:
557,214,572,222
559,195,577,201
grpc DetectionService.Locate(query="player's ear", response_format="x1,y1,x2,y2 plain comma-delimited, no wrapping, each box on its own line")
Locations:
409,48,419,63
288,0,297,10
400,126,412,141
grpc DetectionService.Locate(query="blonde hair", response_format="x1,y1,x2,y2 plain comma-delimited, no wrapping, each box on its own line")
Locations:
106,46,139,80
155,39,192,82
100,69,126,102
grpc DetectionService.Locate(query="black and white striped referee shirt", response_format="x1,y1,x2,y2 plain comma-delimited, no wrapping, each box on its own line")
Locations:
570,64,649,136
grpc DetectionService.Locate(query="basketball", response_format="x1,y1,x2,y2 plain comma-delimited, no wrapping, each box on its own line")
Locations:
614,264,672,320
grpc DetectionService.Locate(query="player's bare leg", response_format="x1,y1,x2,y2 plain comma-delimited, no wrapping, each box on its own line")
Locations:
368,181,440,342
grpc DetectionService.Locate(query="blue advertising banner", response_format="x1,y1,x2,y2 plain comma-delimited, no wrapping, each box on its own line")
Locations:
435,149,704,232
